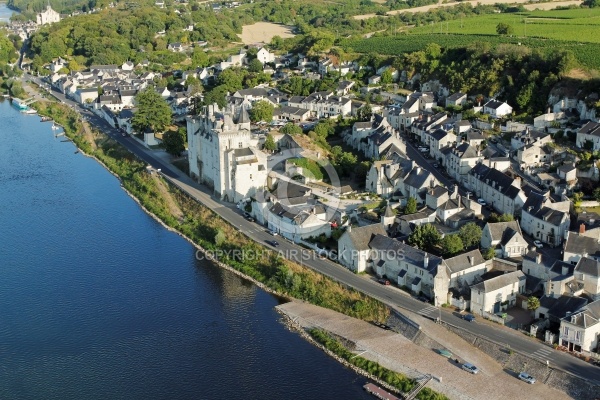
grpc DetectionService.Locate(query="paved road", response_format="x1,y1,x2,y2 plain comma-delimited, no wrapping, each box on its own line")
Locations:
33,76,600,384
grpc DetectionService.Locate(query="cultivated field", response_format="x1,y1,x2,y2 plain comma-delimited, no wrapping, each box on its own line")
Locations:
408,7,600,42
523,0,582,10
239,22,295,45
354,0,583,20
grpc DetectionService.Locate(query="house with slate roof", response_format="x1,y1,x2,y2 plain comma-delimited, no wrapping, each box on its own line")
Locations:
467,163,526,216
470,270,525,315
559,299,600,354
576,121,600,151
445,249,487,292
520,191,570,247
445,143,482,186
445,92,467,108
483,99,512,118
536,294,588,325
563,230,600,265
368,234,448,304
337,224,387,273
574,257,600,301
481,221,527,259
428,128,456,161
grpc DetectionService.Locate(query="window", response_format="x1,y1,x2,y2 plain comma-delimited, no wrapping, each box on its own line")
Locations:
249,174,252,179
563,326,569,336
239,142,242,148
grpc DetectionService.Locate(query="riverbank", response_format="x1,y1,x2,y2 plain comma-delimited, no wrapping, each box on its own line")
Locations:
277,301,577,400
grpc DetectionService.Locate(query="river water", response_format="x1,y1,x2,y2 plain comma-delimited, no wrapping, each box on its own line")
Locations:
0,100,371,399
0,2,16,22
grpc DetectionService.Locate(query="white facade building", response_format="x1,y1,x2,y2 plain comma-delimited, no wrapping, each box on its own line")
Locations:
36,5,60,25
470,271,526,315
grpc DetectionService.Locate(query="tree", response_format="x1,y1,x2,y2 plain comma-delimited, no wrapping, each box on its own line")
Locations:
408,224,441,252
191,47,210,67
404,197,417,215
215,229,226,246
281,123,302,135
163,128,186,156
248,58,263,73
264,134,277,152
488,213,514,223
572,192,584,210
458,222,482,249
583,0,600,7
203,85,228,108
527,296,541,313
380,68,393,85
441,235,464,257
496,23,514,35
593,187,600,202
357,103,372,122
249,100,274,123
482,247,495,260
131,88,172,134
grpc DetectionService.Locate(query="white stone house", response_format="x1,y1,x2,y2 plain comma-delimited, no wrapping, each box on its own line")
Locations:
481,221,527,258
256,47,275,64
444,143,482,186
470,271,526,315
444,250,488,290
467,163,526,216
483,99,513,118
575,257,600,301
36,4,60,25
520,192,571,247
576,121,600,151
563,230,600,266
445,92,467,108
559,300,600,354
266,202,332,243
337,224,387,273
428,129,456,161
368,234,448,305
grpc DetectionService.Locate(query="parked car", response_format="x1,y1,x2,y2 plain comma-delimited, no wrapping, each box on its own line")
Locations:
268,230,279,236
246,216,255,222
462,314,476,322
378,278,391,286
477,198,486,206
433,163,439,168
265,240,279,247
462,363,479,374
534,240,544,248
518,372,536,384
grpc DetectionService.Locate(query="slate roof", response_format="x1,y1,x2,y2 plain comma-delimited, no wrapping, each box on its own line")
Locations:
564,233,600,259
344,224,387,252
383,205,396,218
526,206,568,227
471,270,525,293
544,295,588,320
404,167,433,189
444,249,485,274
484,99,505,110
565,300,600,328
452,143,478,159
469,163,521,199
575,257,600,277
578,121,600,137
430,129,449,141
486,221,522,242
447,92,466,102
368,234,444,274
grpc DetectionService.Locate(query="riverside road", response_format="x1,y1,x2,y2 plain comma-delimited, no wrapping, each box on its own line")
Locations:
32,75,600,384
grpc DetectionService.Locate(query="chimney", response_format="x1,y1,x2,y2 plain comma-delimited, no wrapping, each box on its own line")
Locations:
416,166,421,175
347,224,351,233
423,253,429,268
458,195,461,208
453,184,458,199
536,253,542,264
580,223,586,234
469,256,474,266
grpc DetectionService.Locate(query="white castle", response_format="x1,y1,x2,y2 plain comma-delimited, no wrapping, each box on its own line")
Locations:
36,4,60,25
186,103,267,203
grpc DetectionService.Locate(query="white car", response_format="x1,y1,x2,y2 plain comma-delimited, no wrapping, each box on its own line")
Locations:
462,363,479,374
518,372,536,384
534,240,543,248
477,198,486,206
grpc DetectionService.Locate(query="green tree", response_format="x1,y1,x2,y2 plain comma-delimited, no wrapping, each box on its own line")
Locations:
132,88,173,133
458,222,482,249
217,67,246,92
357,103,372,122
250,100,274,123
380,69,393,84
583,0,600,7
593,187,600,202
408,224,441,251
482,247,495,260
264,134,277,152
441,234,464,257
572,192,584,209
281,123,302,135
488,213,514,223
248,58,264,73
163,128,186,156
404,197,417,215
496,23,514,35
203,85,228,108
191,47,209,67
527,296,541,313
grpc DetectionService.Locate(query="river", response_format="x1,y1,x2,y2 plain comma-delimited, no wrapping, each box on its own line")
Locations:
0,2,16,22
0,100,371,399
